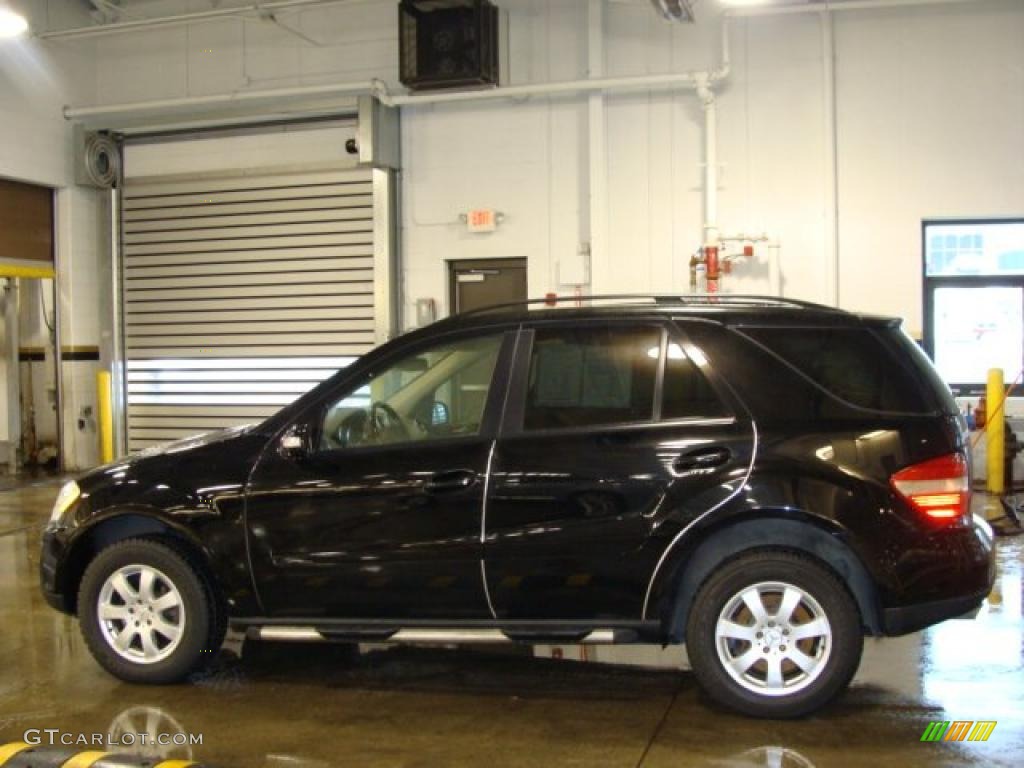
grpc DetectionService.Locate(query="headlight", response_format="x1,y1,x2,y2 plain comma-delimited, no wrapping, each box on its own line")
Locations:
49,481,81,526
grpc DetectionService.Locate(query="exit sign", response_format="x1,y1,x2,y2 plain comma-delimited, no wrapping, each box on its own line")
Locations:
466,208,498,233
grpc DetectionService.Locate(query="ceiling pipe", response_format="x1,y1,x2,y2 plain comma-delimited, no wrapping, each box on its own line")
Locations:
37,0,369,41
64,80,376,122
728,0,990,17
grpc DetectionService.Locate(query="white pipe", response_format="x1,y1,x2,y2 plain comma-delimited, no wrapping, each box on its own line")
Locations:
37,0,369,41
697,76,719,248
727,0,990,18
374,70,708,108
768,241,782,297
64,80,375,121
587,0,608,295
66,70,721,124
822,10,839,306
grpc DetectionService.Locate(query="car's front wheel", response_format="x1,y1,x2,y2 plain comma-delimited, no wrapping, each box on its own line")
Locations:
78,538,223,683
685,551,863,718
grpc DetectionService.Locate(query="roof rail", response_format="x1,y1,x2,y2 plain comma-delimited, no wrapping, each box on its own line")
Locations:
457,293,837,317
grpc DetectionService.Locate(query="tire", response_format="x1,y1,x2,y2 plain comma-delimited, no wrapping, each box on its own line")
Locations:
685,550,863,718
78,538,223,684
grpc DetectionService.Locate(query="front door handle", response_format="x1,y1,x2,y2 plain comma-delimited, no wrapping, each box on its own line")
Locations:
424,469,478,493
673,447,732,472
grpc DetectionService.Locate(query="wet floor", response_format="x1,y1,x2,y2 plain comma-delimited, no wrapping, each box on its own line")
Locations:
1,479,1022,767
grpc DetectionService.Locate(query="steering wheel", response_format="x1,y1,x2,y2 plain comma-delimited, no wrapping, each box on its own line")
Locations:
368,401,408,441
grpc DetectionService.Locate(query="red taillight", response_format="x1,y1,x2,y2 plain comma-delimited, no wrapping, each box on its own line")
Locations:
890,453,970,524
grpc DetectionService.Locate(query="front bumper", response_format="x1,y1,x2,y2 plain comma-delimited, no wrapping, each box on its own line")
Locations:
39,527,74,614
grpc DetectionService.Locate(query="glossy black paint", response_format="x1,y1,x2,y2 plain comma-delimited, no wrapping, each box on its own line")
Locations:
41,299,995,642
247,436,494,619
41,427,269,616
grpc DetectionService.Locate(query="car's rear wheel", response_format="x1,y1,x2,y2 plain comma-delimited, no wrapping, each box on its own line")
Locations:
685,550,863,718
78,538,223,683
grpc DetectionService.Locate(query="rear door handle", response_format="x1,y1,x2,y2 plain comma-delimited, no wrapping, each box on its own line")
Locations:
424,469,478,493
673,447,732,472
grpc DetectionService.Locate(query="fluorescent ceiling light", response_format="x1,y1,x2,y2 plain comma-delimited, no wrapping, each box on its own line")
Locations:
720,0,774,7
0,7,28,38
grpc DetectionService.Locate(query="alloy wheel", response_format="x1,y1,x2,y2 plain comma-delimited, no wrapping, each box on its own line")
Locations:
714,580,832,697
96,564,186,665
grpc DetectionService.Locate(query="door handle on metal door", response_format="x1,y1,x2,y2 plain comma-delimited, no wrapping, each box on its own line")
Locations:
424,470,478,493
673,447,732,472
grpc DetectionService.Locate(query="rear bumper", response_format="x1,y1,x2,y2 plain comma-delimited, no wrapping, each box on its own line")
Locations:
880,517,995,636
882,589,989,635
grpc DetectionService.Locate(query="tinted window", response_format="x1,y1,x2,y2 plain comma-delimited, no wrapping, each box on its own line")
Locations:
662,342,729,419
741,327,931,413
321,334,503,450
524,326,659,430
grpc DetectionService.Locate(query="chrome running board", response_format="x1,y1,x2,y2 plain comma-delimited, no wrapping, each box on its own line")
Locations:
253,626,623,645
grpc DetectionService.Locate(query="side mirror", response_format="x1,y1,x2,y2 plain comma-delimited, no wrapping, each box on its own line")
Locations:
279,424,311,460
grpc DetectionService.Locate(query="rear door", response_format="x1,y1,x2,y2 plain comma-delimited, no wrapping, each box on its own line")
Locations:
483,318,755,622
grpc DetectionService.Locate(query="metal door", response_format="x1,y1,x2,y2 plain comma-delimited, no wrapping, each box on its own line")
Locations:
449,258,527,314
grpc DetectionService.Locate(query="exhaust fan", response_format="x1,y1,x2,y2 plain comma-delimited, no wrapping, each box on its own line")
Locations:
650,0,696,23
399,0,499,91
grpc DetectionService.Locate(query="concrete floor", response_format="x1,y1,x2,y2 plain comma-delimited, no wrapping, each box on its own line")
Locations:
1,479,1022,768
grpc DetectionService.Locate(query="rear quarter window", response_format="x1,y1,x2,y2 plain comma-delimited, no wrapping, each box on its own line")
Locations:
738,326,938,414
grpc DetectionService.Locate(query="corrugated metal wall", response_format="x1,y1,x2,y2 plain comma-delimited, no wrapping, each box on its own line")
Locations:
121,167,377,451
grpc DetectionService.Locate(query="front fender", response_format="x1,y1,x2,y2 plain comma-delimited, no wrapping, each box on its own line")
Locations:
57,498,259,617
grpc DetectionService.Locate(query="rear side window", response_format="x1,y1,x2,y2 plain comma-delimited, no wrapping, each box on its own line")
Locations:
662,343,729,420
524,326,659,430
740,327,934,413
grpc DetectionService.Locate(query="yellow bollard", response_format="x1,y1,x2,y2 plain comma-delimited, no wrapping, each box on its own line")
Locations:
986,368,1005,496
96,370,114,464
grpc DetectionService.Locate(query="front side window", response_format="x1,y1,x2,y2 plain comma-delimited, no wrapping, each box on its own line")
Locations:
320,333,503,450
524,326,660,430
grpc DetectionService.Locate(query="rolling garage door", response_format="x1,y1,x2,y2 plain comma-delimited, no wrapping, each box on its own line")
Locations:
121,167,377,452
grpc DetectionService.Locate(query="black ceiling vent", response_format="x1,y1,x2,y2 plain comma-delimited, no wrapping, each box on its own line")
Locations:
399,0,499,91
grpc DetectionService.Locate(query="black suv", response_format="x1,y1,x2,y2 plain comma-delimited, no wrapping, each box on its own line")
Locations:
41,296,994,718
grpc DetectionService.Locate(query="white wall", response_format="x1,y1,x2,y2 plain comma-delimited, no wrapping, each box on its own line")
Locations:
836,0,1024,329
20,0,1018,470
80,0,1024,339
0,0,103,470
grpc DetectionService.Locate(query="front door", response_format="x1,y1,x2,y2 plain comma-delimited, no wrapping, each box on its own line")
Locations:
246,329,515,620
484,320,754,621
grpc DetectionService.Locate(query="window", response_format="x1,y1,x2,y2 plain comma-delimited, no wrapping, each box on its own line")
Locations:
320,333,503,450
924,219,1024,395
524,326,660,430
662,343,728,420
741,327,931,413
925,221,1024,277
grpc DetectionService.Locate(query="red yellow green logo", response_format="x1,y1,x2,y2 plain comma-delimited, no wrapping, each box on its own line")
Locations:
921,721,997,742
